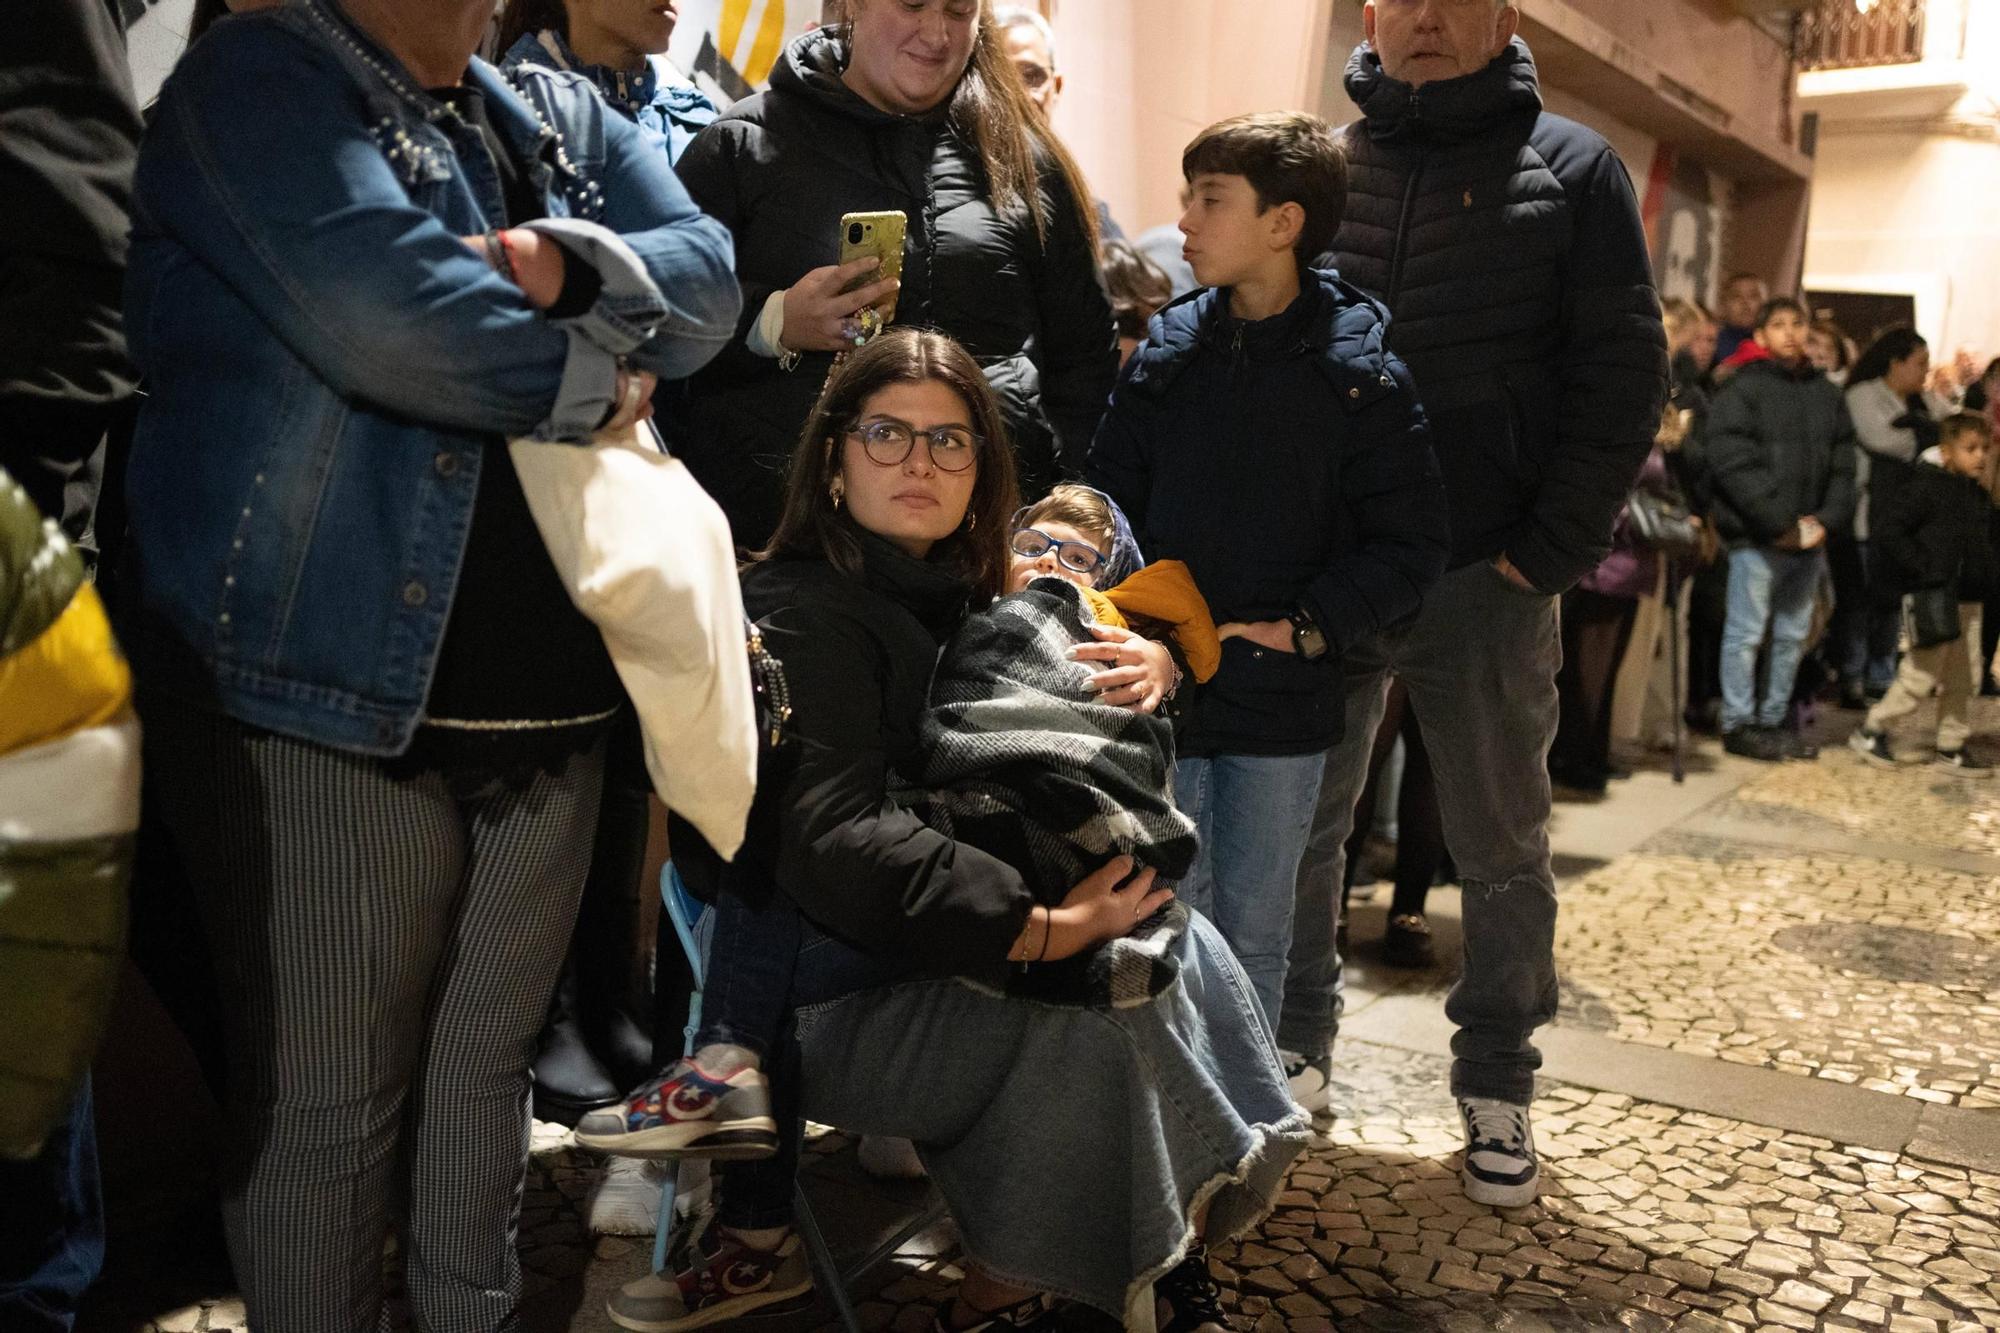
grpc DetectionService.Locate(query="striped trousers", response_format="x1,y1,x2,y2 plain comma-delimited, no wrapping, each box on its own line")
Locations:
146,702,603,1333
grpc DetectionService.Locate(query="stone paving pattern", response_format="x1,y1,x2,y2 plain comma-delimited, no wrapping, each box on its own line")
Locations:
1553,837,2000,1108
1712,699,2000,858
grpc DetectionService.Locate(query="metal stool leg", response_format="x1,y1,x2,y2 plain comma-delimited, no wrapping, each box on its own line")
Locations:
796,1181,864,1333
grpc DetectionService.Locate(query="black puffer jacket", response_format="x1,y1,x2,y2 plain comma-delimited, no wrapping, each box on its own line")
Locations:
668,29,1117,545
1322,40,1666,594
1874,458,2000,600
1090,271,1450,757
672,529,1034,983
1706,358,1858,548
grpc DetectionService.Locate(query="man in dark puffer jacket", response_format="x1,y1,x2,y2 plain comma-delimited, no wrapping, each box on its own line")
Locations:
1281,1,1666,1209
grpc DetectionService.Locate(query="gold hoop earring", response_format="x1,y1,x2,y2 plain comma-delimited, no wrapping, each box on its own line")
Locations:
829,477,845,510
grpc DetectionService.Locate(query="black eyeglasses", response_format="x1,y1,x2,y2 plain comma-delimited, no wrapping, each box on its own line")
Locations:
845,418,982,474
1010,527,1107,577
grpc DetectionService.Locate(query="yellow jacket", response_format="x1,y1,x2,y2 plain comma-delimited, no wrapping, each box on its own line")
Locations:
1079,559,1222,683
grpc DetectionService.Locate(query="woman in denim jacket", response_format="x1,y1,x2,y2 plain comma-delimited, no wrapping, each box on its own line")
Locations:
120,1,738,1328
497,0,719,167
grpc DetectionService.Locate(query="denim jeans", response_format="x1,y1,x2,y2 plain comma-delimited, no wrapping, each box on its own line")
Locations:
1281,561,1562,1103
0,1078,104,1331
1173,752,1327,1031
1720,547,1825,732
700,891,902,1229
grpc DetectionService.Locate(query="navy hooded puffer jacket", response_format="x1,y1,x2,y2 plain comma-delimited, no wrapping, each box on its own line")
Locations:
1321,39,1667,595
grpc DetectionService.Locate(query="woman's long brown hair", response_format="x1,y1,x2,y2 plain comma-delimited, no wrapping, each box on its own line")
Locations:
827,0,1101,252
494,0,570,61
757,328,1020,603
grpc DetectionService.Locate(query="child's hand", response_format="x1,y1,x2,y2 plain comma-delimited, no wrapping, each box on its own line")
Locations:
1215,620,1295,653
1072,624,1175,712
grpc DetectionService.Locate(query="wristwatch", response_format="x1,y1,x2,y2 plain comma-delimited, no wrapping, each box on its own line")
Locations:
1288,608,1329,661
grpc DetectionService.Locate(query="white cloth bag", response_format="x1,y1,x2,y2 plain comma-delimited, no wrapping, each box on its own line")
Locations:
509,420,755,859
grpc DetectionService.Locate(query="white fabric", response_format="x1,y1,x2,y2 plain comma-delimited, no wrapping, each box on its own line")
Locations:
509,420,756,858
0,713,141,844
747,288,789,359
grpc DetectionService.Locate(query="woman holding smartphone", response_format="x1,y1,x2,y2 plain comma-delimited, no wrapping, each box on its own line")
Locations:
667,0,1118,547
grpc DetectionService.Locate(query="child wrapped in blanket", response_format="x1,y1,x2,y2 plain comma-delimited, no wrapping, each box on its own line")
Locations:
575,484,1222,1161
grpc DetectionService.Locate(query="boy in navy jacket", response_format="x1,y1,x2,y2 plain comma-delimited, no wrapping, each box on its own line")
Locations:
1090,111,1449,1034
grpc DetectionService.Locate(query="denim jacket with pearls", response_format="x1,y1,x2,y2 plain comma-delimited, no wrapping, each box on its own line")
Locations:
121,0,740,755
500,30,719,166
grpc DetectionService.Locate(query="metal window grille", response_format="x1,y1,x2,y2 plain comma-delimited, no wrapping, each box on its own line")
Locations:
1796,0,1927,70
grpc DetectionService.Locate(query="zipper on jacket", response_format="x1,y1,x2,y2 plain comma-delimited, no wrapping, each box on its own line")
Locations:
1386,92,1425,305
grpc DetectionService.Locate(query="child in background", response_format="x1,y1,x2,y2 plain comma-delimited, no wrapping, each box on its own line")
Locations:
1850,414,1999,771
1089,111,1449,1031
1098,240,1175,369
1706,297,1858,762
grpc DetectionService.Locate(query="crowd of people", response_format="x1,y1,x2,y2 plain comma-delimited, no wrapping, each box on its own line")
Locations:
11,0,1985,1331
1526,269,2000,795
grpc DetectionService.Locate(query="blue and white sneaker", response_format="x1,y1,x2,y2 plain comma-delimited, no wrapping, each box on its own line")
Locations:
575,1057,777,1161
1458,1097,1539,1207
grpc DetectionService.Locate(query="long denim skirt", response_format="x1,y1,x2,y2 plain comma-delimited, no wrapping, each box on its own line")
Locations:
796,913,1309,1329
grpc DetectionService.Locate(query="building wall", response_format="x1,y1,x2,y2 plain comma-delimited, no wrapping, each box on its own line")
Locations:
1053,0,1787,312
1800,0,2000,362
1803,130,2000,362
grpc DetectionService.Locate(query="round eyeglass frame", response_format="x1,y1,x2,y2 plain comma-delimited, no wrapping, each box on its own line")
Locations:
844,418,983,474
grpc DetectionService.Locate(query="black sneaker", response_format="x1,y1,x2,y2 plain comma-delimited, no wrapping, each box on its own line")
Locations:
1723,727,1787,762
1381,913,1436,969
1848,727,1894,768
1936,748,1993,776
1280,1048,1332,1115
1154,1244,1227,1333
1458,1097,1539,1207
1777,728,1820,761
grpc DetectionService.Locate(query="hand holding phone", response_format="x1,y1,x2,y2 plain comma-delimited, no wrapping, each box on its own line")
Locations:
779,258,901,354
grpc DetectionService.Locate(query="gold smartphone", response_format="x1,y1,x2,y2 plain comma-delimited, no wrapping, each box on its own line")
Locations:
837,210,907,325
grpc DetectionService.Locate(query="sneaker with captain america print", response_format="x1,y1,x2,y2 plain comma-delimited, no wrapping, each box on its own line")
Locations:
607,1207,812,1332
573,1056,778,1161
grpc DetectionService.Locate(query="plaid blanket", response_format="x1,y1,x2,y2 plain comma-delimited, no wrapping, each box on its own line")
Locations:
901,579,1197,1008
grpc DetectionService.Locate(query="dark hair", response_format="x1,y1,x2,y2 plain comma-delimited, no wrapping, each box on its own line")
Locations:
189,0,233,41
758,328,1020,602
1099,239,1173,342
1848,325,1928,388
1809,318,1853,373
1964,356,2000,413
1181,111,1347,262
1725,272,1767,292
826,2,1098,252
1755,296,1806,329
1941,412,1993,446
495,0,568,63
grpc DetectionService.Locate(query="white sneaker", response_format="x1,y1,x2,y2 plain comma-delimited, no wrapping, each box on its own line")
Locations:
1280,1048,1332,1115
1457,1097,1539,1207
588,1157,668,1237
856,1135,928,1180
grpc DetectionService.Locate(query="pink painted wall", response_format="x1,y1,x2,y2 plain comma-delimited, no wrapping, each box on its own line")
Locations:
1047,0,1337,238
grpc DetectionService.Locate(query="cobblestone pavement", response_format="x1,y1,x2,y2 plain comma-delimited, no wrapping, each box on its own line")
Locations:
1554,836,2000,1108
125,719,2000,1332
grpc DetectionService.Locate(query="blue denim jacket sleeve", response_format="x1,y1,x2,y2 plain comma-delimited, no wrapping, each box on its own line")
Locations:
136,25,615,441
543,84,740,381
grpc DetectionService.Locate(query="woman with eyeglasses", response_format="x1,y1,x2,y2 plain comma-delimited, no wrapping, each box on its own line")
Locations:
662,0,1117,549
575,329,1303,1333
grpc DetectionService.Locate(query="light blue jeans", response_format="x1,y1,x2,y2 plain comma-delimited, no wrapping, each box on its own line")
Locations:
1173,752,1328,1030
1721,546,1825,732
